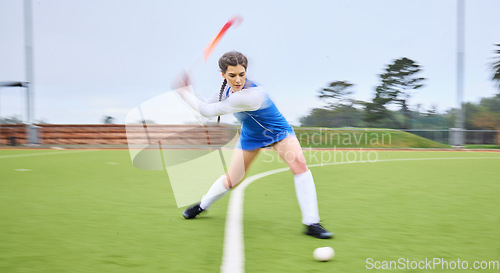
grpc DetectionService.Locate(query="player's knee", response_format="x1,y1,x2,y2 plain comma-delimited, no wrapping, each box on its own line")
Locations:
224,174,240,189
290,161,308,175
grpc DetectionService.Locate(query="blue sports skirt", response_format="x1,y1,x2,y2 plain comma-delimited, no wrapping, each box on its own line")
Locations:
236,127,295,151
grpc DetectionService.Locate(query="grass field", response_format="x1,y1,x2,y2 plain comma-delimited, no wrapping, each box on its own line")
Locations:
464,144,500,149
1,149,499,272
293,128,451,148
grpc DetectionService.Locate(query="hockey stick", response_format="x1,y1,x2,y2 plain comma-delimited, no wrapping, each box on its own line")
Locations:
187,15,243,79
200,16,243,187
139,15,243,141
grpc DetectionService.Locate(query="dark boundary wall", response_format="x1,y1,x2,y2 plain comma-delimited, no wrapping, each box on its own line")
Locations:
0,124,128,145
0,124,236,146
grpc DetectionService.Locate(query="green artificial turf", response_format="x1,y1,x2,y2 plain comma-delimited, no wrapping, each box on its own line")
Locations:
244,151,500,272
0,150,227,273
1,149,499,272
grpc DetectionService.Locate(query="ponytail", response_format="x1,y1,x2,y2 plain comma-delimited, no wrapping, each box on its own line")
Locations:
217,79,227,124
218,79,227,101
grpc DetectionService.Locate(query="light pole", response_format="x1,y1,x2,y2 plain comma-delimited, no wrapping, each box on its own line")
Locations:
454,0,465,145
24,0,36,144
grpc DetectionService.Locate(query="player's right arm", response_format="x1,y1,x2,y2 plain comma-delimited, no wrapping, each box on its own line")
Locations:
176,86,264,118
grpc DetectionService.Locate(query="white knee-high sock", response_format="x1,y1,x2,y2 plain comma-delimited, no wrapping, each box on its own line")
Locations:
200,175,229,210
294,169,320,225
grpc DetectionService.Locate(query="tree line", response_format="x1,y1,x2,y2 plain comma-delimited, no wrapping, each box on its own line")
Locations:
301,44,500,130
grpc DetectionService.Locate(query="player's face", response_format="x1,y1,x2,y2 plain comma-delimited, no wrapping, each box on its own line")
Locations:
223,65,246,92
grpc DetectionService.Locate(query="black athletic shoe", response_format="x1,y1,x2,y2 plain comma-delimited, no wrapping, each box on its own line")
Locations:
183,203,204,219
305,223,333,239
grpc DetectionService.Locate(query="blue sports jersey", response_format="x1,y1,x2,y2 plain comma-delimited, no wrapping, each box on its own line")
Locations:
226,81,295,151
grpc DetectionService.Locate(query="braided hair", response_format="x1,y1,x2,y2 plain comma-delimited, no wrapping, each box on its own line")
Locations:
218,79,227,101
217,79,227,125
216,51,248,123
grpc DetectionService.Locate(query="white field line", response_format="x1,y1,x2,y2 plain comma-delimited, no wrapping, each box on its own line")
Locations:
14,169,31,171
220,167,289,273
220,156,500,273
0,150,90,159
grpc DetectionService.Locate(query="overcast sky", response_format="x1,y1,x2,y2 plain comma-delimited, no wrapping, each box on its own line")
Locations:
0,0,499,125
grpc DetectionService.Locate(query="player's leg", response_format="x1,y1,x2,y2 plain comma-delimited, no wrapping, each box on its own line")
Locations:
200,147,259,208
272,135,332,239
224,147,261,188
183,147,260,219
